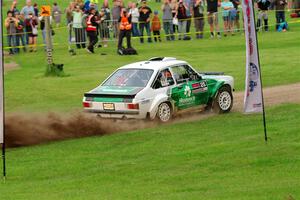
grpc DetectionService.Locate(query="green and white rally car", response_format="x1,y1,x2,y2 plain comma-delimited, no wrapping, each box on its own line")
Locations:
83,57,234,122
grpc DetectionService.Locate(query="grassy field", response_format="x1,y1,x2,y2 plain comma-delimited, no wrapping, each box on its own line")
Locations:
1,1,300,199
2,0,300,112
0,103,300,199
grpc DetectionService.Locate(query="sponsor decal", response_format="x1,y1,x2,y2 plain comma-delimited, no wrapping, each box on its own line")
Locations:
179,96,196,105
192,83,200,89
249,63,259,92
184,85,192,97
102,88,130,93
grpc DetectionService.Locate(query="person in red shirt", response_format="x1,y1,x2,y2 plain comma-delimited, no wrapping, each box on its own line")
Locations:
151,11,162,42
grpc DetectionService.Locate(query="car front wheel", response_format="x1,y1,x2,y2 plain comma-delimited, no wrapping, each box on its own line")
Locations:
156,102,172,122
213,86,233,113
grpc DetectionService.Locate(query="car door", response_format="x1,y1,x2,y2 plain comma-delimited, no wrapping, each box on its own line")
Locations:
151,68,176,101
170,65,209,110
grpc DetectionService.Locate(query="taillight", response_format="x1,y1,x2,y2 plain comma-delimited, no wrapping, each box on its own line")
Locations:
83,102,91,108
127,103,139,110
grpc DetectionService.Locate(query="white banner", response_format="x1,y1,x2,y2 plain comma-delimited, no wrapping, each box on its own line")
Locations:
242,0,263,113
0,0,4,144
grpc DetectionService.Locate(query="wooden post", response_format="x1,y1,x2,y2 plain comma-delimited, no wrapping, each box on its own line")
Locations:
45,16,53,66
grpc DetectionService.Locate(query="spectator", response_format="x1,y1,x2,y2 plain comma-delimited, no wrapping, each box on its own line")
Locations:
112,0,123,38
65,2,75,25
151,11,162,42
256,0,271,31
175,0,188,40
127,1,133,9
21,0,35,44
221,0,234,36
10,0,20,16
86,7,100,53
15,11,27,53
230,0,240,31
207,0,221,38
72,5,86,49
84,0,91,12
184,0,193,35
90,0,99,10
274,0,287,31
102,0,112,40
193,0,205,39
99,8,109,47
21,0,35,19
138,0,153,43
130,2,140,37
24,12,38,52
5,11,18,55
170,0,178,33
118,8,133,51
52,2,62,27
33,3,39,17
162,0,174,41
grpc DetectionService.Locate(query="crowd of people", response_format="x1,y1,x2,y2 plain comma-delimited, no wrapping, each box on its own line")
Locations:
4,0,293,55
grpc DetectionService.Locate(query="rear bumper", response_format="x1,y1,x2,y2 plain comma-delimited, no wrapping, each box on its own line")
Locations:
85,109,145,119
86,109,139,115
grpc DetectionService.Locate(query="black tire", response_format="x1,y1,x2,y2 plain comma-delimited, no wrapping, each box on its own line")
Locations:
156,102,172,122
212,85,233,114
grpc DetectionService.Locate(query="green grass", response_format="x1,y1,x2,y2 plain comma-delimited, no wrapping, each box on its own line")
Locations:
2,0,300,112
0,103,300,199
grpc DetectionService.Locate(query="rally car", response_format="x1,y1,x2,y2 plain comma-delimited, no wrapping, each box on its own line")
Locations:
83,57,234,122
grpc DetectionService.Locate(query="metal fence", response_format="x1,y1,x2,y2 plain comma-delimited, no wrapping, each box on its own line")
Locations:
67,20,118,55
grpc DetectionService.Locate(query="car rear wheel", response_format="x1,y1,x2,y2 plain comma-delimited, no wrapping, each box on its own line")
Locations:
213,85,233,113
156,102,172,122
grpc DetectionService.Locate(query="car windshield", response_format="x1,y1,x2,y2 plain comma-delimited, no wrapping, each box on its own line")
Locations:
103,69,154,87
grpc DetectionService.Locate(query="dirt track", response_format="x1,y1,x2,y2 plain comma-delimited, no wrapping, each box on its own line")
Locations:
233,82,300,111
5,83,300,148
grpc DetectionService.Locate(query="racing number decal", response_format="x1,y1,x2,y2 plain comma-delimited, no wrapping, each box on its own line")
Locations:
191,81,208,94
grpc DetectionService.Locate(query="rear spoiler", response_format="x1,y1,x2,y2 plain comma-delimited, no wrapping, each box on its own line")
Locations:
199,72,225,75
84,93,136,99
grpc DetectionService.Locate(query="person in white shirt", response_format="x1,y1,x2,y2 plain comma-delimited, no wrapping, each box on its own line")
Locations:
130,3,140,36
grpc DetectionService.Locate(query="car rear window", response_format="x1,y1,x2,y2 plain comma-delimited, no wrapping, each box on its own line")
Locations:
103,69,154,87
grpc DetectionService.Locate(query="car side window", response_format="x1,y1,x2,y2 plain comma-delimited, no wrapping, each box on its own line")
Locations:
153,69,175,89
171,65,201,84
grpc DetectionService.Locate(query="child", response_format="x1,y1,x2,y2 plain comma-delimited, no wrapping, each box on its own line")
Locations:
221,0,234,36
151,11,162,42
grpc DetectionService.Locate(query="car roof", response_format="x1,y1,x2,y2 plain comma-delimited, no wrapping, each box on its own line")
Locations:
118,57,188,71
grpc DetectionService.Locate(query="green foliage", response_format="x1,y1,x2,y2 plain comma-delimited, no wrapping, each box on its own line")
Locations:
0,104,300,199
45,63,67,77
